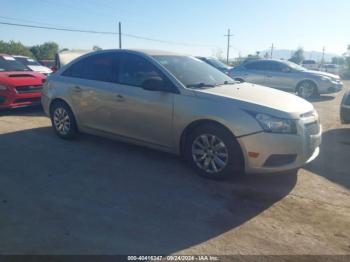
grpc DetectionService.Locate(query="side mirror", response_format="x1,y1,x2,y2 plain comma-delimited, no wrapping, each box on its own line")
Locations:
142,77,166,92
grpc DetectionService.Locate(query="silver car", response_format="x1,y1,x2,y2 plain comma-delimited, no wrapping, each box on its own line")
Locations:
42,50,322,179
229,59,343,99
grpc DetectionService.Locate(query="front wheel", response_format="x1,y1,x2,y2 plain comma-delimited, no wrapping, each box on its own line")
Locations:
297,81,318,99
185,124,244,180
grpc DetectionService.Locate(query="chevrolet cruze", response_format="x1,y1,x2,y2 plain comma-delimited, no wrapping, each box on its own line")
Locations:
42,50,322,179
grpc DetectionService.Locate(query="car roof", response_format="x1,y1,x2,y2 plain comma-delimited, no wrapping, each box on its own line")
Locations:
245,59,283,64
132,49,188,56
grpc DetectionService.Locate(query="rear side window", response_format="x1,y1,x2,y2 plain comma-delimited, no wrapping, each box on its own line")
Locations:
62,53,120,83
119,53,164,87
245,61,270,71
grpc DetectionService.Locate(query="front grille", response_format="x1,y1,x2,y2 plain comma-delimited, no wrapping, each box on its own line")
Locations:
305,122,320,135
14,97,41,104
264,154,297,167
15,85,43,94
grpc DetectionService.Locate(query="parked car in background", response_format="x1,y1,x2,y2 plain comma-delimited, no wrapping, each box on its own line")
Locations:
42,50,321,179
39,60,55,71
13,55,52,75
196,56,232,75
229,59,343,99
0,54,45,109
340,89,350,124
319,64,339,75
54,49,91,72
301,60,318,71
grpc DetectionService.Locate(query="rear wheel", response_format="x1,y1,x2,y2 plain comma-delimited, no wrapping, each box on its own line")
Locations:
185,124,244,180
50,101,78,139
297,81,318,99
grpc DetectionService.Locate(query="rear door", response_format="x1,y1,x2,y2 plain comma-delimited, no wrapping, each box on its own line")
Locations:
60,52,124,132
243,61,268,85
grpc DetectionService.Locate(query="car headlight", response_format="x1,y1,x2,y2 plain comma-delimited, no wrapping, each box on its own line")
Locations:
254,113,297,134
321,76,332,81
0,85,8,91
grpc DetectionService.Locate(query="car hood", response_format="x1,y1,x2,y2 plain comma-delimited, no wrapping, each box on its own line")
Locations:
304,69,340,80
194,82,314,119
27,65,52,74
0,71,45,87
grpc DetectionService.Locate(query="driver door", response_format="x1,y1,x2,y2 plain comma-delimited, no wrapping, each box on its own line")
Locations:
108,53,176,149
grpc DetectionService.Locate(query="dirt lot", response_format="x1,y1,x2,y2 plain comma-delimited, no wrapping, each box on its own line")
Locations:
0,82,349,256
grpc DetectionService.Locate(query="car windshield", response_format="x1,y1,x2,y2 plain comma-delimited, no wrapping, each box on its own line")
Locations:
206,58,229,69
153,55,234,88
0,56,31,72
15,57,41,66
285,61,307,71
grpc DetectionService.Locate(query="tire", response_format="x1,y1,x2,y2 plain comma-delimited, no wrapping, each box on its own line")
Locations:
297,81,318,99
184,124,244,180
50,101,78,139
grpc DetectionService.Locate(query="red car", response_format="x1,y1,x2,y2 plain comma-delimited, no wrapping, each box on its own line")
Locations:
0,54,45,109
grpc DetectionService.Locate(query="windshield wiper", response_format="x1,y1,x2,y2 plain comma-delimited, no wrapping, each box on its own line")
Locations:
214,80,237,86
186,83,215,88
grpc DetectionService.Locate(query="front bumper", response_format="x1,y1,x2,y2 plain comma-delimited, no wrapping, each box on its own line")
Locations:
238,122,322,174
318,80,343,94
340,105,350,124
0,89,41,109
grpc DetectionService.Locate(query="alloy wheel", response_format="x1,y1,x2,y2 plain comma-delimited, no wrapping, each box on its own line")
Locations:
53,107,71,135
191,134,229,174
299,82,314,99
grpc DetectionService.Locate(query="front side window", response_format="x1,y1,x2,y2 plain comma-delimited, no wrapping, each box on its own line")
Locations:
62,53,120,83
119,53,164,87
153,55,233,88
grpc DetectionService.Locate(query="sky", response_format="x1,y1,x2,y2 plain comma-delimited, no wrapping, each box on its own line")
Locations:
0,0,349,57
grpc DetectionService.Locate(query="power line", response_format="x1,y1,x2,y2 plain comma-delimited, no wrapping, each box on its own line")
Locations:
0,20,218,48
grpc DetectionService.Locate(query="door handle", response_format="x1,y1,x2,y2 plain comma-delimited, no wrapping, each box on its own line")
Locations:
73,86,82,92
115,94,125,102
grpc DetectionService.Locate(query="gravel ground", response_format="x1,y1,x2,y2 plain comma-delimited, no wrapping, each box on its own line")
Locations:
0,81,349,256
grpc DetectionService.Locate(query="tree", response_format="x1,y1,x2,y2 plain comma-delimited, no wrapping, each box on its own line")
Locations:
0,40,34,57
331,57,344,65
93,45,102,51
212,48,224,60
289,48,304,64
30,42,59,60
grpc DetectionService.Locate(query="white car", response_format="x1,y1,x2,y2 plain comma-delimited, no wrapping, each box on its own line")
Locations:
301,60,318,71
13,55,52,75
319,64,339,75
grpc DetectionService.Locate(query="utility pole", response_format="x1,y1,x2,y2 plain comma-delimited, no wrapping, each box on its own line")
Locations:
118,22,122,49
321,46,325,65
270,43,274,59
224,29,234,64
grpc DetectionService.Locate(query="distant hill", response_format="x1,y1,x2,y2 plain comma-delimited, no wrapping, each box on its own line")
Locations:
262,49,339,62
